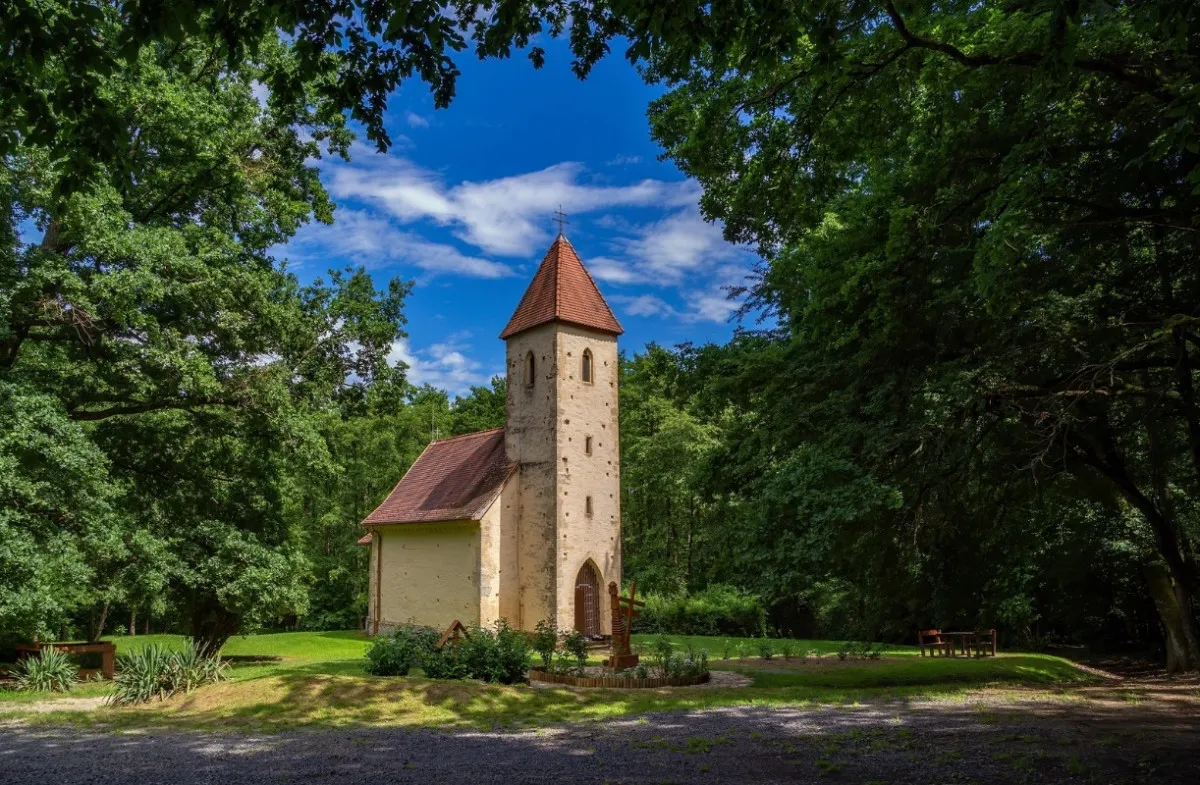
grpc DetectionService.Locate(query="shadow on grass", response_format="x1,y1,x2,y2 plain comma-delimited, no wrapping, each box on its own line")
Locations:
61,653,1095,732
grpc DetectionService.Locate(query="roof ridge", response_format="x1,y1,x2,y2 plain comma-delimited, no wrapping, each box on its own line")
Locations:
430,426,505,445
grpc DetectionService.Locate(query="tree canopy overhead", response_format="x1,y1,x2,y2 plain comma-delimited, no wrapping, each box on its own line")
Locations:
638,1,1200,669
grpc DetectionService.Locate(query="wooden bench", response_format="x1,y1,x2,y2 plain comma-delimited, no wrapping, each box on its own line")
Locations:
918,629,952,657
15,641,115,679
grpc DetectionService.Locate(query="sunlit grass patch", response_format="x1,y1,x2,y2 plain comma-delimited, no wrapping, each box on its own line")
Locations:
4,630,1094,730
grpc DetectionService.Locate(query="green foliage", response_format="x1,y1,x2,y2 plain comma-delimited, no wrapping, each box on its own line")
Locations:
110,640,228,706
643,638,710,680
556,629,589,676
619,1,1200,668
457,621,530,685
632,585,767,638
531,619,557,671
14,647,78,693
364,626,437,677
758,640,774,662
420,641,472,681
837,641,886,662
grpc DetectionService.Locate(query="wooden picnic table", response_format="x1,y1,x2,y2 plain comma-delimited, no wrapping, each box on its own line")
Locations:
940,631,977,657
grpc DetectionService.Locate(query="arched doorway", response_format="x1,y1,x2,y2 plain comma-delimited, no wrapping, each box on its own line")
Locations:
574,561,602,637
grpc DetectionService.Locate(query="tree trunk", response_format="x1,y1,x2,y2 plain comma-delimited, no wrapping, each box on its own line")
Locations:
1145,563,1200,673
90,600,109,643
129,608,137,637
190,603,238,658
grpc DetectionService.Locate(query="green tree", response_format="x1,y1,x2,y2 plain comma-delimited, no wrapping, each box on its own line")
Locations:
644,2,1200,668
2,22,406,652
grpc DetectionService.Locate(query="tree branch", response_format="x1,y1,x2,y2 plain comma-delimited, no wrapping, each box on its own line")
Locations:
882,2,1171,99
68,397,239,421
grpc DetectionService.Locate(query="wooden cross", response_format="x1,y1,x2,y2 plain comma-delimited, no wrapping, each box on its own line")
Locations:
552,205,569,235
608,581,644,668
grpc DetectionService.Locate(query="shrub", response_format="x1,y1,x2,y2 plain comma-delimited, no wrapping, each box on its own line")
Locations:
14,647,77,693
632,585,767,637
365,626,437,676
422,641,472,680
780,640,795,660
110,640,228,706
556,629,588,675
837,640,886,661
758,639,774,661
457,621,530,684
531,619,557,671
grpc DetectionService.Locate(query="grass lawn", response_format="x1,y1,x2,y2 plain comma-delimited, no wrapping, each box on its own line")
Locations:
0,631,1093,729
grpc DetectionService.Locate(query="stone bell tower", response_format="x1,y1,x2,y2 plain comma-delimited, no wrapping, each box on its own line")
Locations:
500,233,623,635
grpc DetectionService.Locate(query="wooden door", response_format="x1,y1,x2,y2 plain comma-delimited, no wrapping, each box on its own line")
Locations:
574,561,601,637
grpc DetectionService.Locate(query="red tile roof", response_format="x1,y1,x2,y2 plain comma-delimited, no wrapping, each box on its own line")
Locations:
499,234,623,339
362,428,514,526
356,533,372,545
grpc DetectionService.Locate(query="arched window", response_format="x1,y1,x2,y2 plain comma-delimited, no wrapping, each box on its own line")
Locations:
581,349,593,383
524,351,535,387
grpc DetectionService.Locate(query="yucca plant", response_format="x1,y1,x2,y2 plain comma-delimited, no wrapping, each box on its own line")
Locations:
109,640,228,706
15,647,78,693
111,643,176,705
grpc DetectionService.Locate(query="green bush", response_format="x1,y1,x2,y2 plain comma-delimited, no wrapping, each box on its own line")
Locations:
422,640,472,680
457,621,530,684
14,647,78,693
644,638,709,680
632,585,767,637
531,619,557,671
554,629,588,675
365,626,437,676
110,640,228,705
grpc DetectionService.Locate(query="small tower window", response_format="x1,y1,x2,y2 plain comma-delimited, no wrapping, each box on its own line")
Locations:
585,496,593,517
524,351,536,387
581,349,593,384
585,436,593,455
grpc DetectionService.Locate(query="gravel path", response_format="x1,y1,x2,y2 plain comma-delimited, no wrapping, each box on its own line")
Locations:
1,697,1196,784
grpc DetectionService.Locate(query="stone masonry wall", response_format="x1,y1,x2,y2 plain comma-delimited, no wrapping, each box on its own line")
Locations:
553,324,621,635
504,322,559,630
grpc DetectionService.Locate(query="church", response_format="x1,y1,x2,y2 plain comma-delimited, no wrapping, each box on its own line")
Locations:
361,232,622,638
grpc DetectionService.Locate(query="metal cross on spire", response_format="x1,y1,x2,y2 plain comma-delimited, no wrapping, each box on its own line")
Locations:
552,206,569,236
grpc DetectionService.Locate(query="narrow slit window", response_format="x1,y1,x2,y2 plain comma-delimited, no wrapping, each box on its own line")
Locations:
581,349,593,384
585,436,593,455
585,496,593,517
524,351,536,387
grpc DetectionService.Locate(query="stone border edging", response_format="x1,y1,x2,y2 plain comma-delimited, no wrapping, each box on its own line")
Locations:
528,669,710,688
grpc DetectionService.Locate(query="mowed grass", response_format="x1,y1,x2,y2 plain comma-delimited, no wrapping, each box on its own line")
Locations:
2,631,1093,729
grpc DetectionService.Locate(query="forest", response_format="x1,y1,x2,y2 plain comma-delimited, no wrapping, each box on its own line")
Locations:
3,1,1198,672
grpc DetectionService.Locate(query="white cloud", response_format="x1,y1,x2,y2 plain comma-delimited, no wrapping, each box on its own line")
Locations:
586,207,750,290
605,154,642,166
405,111,430,128
325,150,699,257
611,294,678,319
287,210,515,280
388,333,494,396
611,288,739,325
684,290,740,323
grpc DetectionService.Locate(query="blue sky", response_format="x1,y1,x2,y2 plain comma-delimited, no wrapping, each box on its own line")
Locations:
283,37,757,397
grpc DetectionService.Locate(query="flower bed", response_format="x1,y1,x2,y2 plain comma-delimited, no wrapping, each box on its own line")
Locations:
528,668,710,689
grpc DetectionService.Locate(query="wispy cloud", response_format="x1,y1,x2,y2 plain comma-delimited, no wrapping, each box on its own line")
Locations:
611,288,739,325
285,209,515,280
588,207,749,287
405,111,430,128
605,154,642,166
388,333,494,397
325,148,699,257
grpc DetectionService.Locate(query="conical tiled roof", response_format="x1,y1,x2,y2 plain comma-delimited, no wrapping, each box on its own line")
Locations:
499,234,623,339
